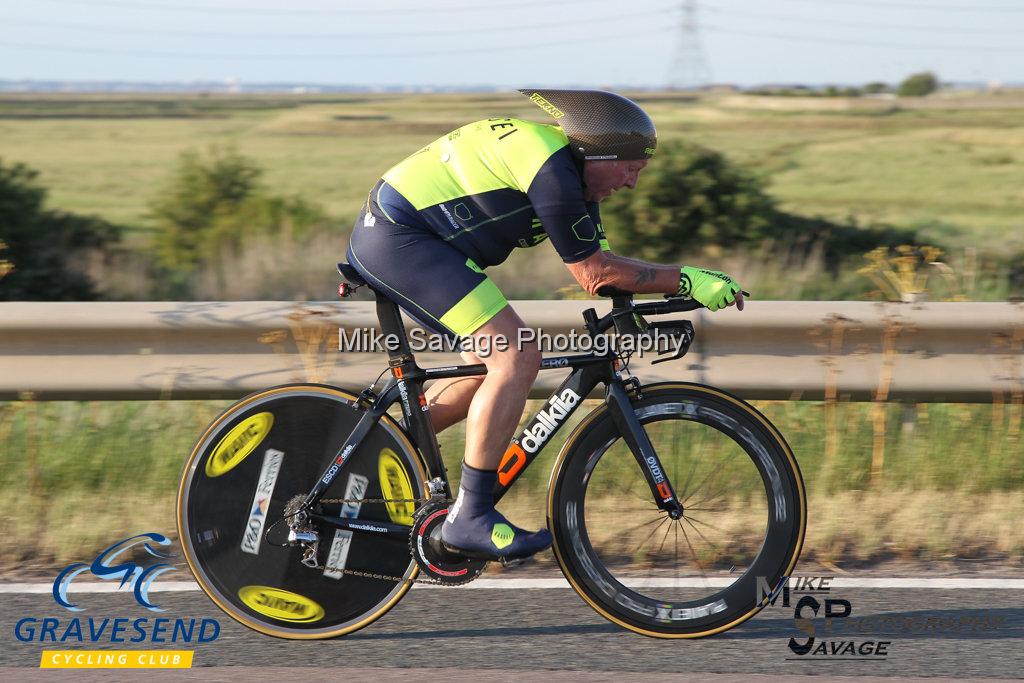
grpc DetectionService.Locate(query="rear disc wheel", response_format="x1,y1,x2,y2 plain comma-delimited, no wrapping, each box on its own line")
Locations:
177,384,427,639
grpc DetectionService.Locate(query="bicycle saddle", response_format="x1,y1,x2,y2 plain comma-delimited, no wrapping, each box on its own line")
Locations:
336,262,368,287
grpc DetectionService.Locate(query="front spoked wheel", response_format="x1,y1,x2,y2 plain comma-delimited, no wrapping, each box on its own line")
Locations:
548,383,806,638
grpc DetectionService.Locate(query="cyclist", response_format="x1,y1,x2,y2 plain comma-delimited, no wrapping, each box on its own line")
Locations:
346,89,744,563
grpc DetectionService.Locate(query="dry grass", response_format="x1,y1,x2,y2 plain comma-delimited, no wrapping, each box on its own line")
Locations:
804,489,1024,565
2,397,1022,571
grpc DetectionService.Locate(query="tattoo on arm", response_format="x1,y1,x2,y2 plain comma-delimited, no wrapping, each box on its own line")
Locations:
633,267,657,286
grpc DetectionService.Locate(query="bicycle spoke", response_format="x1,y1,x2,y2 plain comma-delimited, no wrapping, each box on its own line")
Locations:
628,489,660,507
656,516,673,558
676,453,701,502
673,519,681,588
631,516,670,557
618,512,670,536
683,513,728,535
683,491,726,514
617,503,666,514
683,503,729,514
681,456,734,507
679,520,709,581
683,468,742,513
683,516,727,565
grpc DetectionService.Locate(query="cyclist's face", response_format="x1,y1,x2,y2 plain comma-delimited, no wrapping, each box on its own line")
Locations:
582,159,648,202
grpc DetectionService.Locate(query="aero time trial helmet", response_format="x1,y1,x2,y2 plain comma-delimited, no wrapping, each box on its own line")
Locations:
519,89,657,162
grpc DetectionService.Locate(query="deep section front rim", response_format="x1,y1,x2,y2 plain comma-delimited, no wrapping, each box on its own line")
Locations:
547,383,806,638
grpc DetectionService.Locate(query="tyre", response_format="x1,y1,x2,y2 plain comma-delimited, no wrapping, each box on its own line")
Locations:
548,382,805,638
177,384,427,639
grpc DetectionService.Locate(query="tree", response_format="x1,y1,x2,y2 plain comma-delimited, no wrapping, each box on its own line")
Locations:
149,145,328,294
863,81,891,95
601,141,777,261
0,159,118,300
601,141,920,272
897,71,939,97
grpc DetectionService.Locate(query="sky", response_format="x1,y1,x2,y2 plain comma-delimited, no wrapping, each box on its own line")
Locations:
2,0,1023,88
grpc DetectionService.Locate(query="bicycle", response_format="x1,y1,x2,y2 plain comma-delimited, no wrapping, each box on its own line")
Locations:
177,262,806,639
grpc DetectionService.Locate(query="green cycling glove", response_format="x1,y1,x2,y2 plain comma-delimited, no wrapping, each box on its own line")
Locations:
678,266,741,311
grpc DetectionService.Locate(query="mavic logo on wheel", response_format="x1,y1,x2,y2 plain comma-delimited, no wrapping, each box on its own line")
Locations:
52,533,175,613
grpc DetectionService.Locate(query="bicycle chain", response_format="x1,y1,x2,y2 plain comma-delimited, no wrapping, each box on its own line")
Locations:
315,496,460,586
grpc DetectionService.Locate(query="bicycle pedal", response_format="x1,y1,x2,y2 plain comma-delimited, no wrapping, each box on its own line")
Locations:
498,557,528,569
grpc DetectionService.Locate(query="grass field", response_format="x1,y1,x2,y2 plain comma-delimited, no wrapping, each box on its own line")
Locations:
2,91,1023,252
2,91,1022,571
1,397,1020,570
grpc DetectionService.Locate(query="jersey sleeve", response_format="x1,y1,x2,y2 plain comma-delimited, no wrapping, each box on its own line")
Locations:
525,148,603,264
586,201,612,252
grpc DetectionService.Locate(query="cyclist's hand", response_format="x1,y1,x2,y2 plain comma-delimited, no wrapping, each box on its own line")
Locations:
679,266,743,312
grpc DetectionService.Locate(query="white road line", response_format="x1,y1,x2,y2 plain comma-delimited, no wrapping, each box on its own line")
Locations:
1,577,1023,594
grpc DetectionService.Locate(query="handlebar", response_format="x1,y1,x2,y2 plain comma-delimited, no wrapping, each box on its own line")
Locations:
583,285,747,365
585,290,704,336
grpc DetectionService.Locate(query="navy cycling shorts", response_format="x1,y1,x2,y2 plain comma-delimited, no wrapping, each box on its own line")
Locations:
347,208,508,340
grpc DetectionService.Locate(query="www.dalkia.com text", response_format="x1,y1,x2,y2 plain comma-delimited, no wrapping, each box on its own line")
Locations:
337,327,684,358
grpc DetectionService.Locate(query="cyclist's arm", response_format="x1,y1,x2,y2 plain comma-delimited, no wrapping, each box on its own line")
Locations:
565,250,679,296
566,250,745,310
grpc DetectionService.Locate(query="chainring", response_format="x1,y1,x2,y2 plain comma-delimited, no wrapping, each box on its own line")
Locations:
409,501,487,585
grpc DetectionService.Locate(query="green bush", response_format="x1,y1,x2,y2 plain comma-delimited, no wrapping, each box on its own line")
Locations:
0,159,119,301
897,71,939,97
601,141,920,271
149,146,328,296
601,141,776,261
863,81,891,95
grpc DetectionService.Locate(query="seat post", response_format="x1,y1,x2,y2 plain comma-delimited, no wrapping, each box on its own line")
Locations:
374,292,416,367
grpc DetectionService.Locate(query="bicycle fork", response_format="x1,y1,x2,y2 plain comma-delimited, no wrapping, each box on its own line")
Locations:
605,382,685,519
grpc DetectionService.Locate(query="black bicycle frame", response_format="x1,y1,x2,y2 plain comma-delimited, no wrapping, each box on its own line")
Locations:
302,293,685,540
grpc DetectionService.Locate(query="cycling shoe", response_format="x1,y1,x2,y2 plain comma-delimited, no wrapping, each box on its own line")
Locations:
441,509,552,561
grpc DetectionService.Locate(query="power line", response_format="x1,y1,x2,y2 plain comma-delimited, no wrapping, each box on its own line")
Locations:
6,21,1021,60
702,22,1024,52
0,27,676,61
701,2,1024,35
36,0,616,16
669,0,711,88
8,4,1021,41
766,0,1024,13
0,6,677,40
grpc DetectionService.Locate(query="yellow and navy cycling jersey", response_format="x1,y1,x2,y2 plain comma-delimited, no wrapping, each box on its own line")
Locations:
347,118,615,339
370,118,610,267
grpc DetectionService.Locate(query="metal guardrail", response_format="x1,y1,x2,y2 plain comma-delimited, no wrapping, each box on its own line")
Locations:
0,300,1021,402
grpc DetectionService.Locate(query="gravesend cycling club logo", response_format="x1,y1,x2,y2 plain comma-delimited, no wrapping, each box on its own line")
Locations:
14,532,220,669
53,533,175,612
